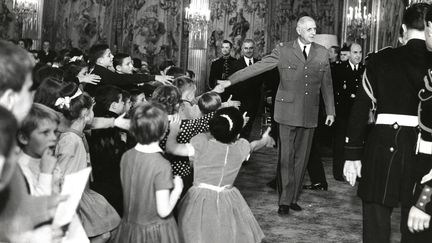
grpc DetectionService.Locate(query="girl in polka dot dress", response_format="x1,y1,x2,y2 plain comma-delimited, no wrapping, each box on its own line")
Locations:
151,84,215,196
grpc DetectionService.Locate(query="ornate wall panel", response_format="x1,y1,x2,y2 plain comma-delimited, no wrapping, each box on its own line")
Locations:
0,0,20,41
43,0,184,73
374,0,405,49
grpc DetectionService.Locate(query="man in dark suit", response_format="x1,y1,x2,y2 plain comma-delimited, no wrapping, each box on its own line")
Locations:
230,39,263,138
343,4,432,242
218,16,335,215
208,40,237,100
332,43,364,181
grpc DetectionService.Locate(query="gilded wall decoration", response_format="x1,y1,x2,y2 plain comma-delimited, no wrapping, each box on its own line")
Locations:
0,0,15,40
44,0,183,73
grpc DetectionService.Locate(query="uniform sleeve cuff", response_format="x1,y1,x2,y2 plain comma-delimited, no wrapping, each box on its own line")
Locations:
415,185,432,214
344,146,364,160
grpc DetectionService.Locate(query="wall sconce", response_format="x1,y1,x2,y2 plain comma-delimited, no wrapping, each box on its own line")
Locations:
346,0,373,41
13,0,38,18
185,0,210,33
13,0,39,34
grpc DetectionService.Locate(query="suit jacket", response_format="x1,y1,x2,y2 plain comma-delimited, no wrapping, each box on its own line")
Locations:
228,57,263,112
208,56,237,90
333,61,365,118
229,40,335,128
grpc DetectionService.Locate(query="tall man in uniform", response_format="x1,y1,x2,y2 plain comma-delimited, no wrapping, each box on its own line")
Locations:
332,43,364,181
218,16,335,215
343,3,432,242
208,40,237,101
403,8,432,241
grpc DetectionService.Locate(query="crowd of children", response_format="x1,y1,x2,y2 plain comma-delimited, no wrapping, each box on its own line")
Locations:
0,39,274,243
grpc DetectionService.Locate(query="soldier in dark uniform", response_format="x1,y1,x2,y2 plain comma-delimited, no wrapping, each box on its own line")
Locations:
343,4,431,242
404,10,432,241
208,40,237,101
332,43,364,181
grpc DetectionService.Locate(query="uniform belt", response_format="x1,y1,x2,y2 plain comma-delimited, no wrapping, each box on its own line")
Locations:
375,114,418,127
196,183,233,192
416,136,432,155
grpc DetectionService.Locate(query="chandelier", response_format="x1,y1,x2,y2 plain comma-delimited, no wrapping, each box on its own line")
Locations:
185,0,210,33
13,0,38,19
346,0,372,41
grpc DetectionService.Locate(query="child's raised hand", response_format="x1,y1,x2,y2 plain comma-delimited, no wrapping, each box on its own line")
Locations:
222,95,241,109
242,112,250,128
40,147,57,174
169,120,182,137
114,113,130,130
262,127,276,147
173,175,184,193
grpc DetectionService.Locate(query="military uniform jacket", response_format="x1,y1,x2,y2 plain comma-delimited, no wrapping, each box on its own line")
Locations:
344,39,431,207
208,56,237,89
413,69,432,215
333,61,365,118
228,40,335,128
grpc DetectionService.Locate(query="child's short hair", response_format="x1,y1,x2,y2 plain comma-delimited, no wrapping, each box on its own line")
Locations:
94,85,123,111
0,40,35,96
129,89,145,103
198,92,222,114
151,85,181,115
130,103,168,144
209,107,244,143
88,44,109,67
113,53,130,69
18,103,60,146
56,83,93,120
165,66,187,78
172,76,196,94
0,106,18,157
122,90,131,102
34,77,66,109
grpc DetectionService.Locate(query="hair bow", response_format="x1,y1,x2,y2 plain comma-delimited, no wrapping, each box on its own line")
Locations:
54,89,83,109
220,114,233,131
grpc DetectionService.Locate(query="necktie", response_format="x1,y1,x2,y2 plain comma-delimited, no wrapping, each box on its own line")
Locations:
248,59,252,66
303,46,307,60
354,65,357,71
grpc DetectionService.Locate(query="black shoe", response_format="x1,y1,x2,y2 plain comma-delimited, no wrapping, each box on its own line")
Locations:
290,203,302,211
302,182,328,191
278,205,290,215
266,179,277,190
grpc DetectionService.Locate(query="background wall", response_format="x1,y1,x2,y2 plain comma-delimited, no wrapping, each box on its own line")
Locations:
1,0,417,75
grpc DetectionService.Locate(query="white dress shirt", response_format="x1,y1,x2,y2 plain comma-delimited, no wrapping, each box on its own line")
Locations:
297,39,311,56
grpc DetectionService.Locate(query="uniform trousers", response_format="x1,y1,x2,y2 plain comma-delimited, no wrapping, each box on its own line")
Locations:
277,124,314,205
332,117,348,180
363,201,432,243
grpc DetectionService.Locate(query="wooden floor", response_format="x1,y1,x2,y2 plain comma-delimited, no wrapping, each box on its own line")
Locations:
234,130,401,242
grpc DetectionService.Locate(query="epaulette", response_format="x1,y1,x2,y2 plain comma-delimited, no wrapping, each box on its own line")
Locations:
211,58,218,62
377,46,393,52
279,42,284,47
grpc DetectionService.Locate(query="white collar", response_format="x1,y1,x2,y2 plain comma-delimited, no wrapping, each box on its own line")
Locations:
348,61,358,71
244,56,253,62
297,39,311,55
135,142,163,153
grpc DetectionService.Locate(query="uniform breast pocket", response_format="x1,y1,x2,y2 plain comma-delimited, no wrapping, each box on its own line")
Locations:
275,90,295,103
279,63,297,81
318,62,328,72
